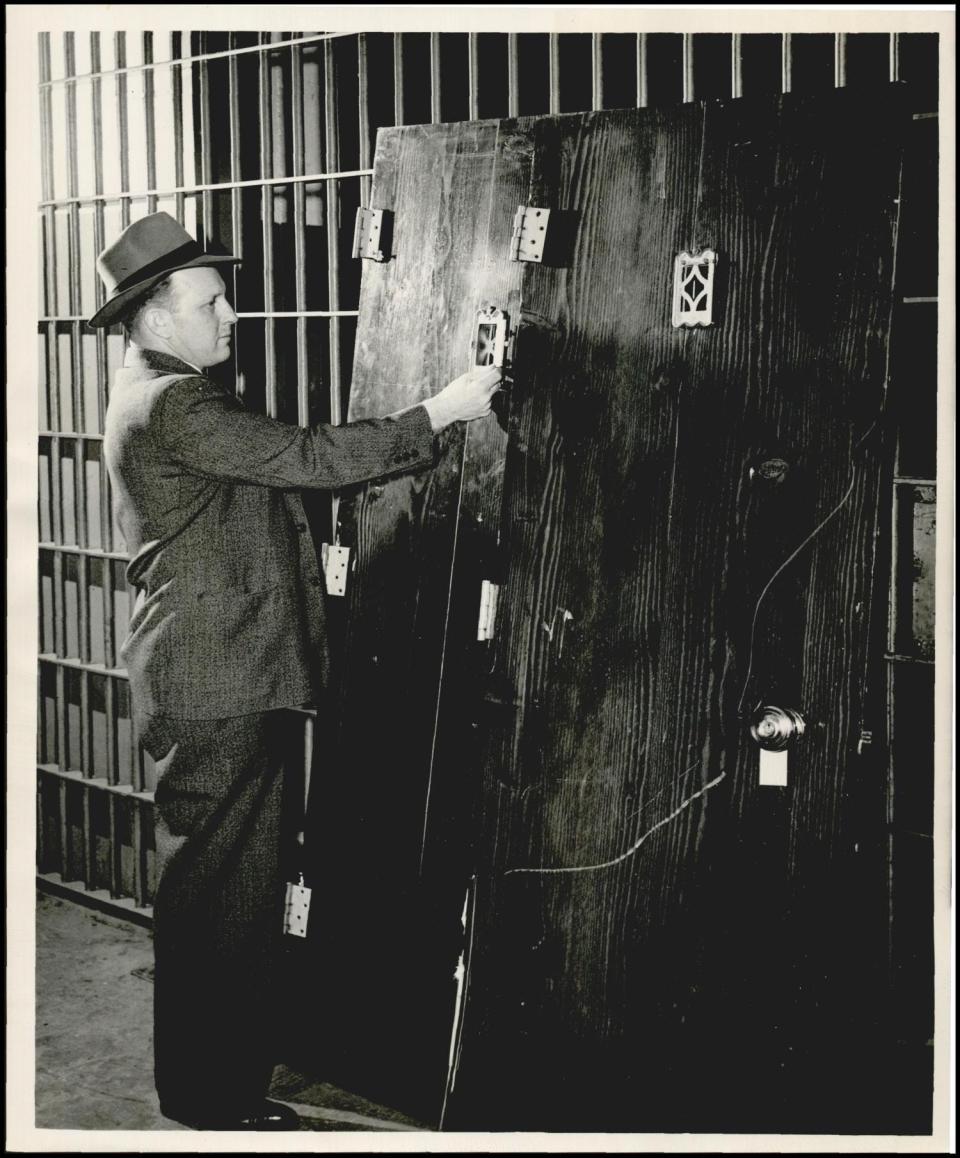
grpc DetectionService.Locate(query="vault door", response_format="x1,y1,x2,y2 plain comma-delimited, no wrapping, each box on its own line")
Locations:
300,119,530,1121
446,89,906,1132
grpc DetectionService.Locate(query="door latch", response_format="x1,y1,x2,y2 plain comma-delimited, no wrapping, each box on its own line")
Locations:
471,304,511,369
749,704,805,787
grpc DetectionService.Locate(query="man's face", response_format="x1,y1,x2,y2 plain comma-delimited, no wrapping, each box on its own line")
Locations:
163,267,238,369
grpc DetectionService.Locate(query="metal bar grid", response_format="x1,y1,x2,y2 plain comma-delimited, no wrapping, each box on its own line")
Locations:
325,39,342,425
731,33,743,98
430,33,442,124
115,34,131,230
171,36,186,225
38,43,150,901
324,38,344,535
39,649,130,677
636,33,648,108
39,35,55,203
682,33,695,102
41,239,71,871
259,35,278,419
591,33,603,111
880,32,939,1017
507,34,519,117
198,37,214,242
39,166,377,209
291,42,310,427
89,34,112,560
39,32,359,88
227,36,243,256
38,423,103,440
358,33,373,205
781,32,793,94
143,33,159,214
36,30,940,922
39,764,154,803
548,34,561,114
393,33,405,126
39,308,361,323
226,35,246,402
834,32,848,88
468,33,480,122
63,35,96,889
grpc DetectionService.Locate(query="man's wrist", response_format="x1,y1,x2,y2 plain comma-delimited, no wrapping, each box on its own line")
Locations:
421,395,449,434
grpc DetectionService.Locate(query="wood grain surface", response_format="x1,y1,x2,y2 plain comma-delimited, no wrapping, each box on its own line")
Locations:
446,89,906,1131
300,117,530,1120
300,88,907,1132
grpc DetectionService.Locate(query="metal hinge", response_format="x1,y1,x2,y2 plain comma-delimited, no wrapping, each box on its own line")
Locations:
321,543,351,596
477,580,500,641
283,874,311,937
510,205,551,263
352,207,393,261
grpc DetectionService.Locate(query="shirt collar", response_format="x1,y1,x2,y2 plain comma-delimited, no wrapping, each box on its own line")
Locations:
123,345,205,377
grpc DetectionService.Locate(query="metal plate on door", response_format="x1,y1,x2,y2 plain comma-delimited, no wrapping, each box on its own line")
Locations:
671,248,718,327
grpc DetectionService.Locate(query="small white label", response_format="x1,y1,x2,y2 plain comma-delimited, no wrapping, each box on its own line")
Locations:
759,748,789,788
321,543,351,597
283,880,312,937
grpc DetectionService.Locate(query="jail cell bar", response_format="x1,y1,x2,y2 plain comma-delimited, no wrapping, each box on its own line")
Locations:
37,32,939,941
36,31,357,912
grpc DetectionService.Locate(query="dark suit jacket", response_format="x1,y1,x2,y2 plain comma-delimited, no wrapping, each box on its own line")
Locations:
104,347,436,719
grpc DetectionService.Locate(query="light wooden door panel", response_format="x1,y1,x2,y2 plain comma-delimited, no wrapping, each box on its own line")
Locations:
300,118,531,1120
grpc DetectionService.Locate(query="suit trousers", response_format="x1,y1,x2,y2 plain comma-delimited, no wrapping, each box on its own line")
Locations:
136,709,296,1117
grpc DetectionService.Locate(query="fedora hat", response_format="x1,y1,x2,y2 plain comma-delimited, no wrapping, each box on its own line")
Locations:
89,211,239,328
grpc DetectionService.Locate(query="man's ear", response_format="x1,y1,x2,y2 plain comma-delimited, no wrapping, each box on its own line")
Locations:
141,303,173,340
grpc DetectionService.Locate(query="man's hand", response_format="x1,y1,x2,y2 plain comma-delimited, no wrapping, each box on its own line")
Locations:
421,367,503,433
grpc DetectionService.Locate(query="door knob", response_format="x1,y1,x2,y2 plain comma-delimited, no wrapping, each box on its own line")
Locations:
749,705,805,787
749,705,805,750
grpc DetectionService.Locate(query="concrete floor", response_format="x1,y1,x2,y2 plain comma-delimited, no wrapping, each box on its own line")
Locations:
35,892,427,1132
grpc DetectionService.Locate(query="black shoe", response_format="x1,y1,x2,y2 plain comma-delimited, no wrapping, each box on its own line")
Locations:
162,1098,300,1131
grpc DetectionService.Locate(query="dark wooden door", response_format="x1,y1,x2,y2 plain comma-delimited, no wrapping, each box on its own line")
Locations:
303,88,906,1132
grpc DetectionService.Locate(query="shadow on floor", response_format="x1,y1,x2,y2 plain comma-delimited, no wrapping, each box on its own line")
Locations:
35,892,428,1132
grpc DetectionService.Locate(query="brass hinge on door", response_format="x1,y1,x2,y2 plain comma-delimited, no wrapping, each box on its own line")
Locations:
477,580,500,641
352,207,393,261
510,206,551,263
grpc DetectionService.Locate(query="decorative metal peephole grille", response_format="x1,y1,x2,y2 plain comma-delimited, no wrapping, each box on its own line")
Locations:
672,248,717,327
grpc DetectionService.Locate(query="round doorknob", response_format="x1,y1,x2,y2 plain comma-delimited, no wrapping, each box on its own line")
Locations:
748,457,790,484
749,705,805,751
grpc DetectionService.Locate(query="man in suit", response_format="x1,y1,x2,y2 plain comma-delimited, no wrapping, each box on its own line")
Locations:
92,212,500,1131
